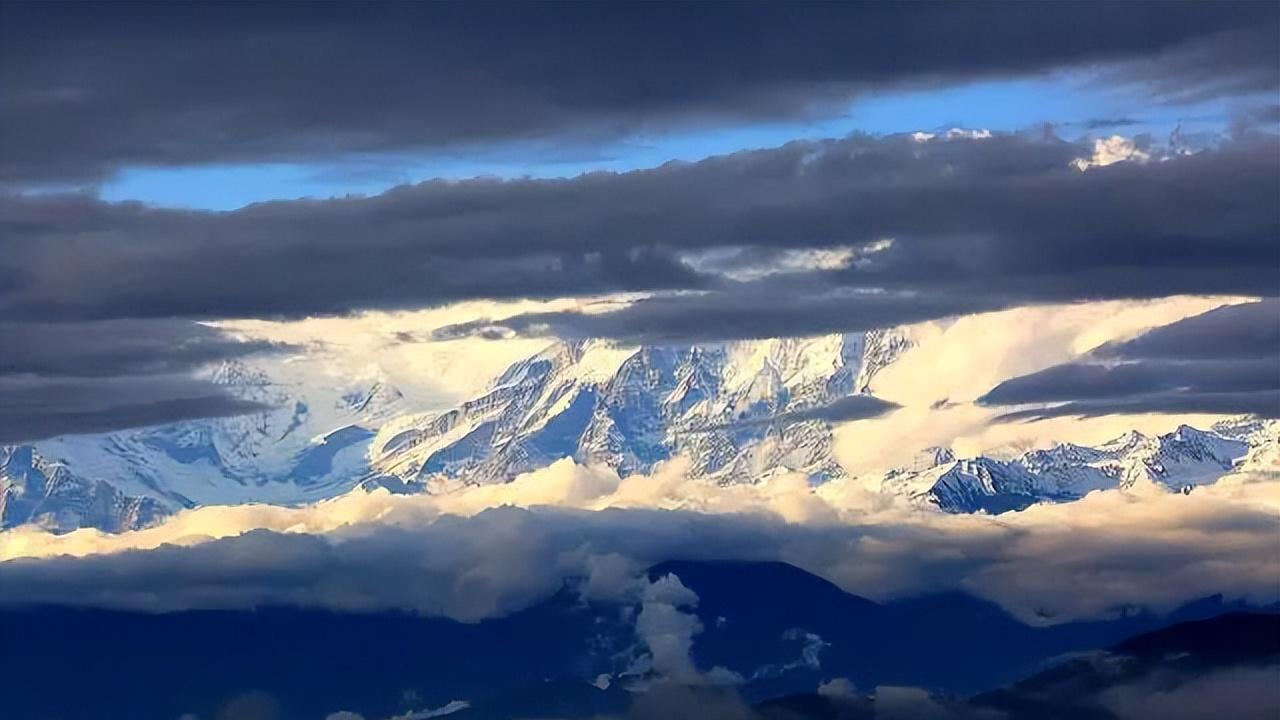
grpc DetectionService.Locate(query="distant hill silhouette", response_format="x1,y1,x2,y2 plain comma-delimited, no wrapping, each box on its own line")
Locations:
1,561,1271,719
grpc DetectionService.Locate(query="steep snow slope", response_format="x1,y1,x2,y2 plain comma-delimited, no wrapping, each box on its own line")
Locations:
6,329,907,523
5,316,1272,532
0,446,167,532
369,330,912,490
881,423,1264,513
29,358,405,510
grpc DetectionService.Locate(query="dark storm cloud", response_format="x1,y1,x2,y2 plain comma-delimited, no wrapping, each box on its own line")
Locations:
0,320,285,443
980,301,1280,420
4,133,1278,329
1248,104,1280,125
980,359,1278,404
1,0,1276,184
0,190,711,320
430,131,1280,343
761,394,901,425
0,319,287,377
696,395,901,432
0,376,268,445
434,288,1013,344
994,390,1280,421
1102,21,1280,105
1094,300,1280,361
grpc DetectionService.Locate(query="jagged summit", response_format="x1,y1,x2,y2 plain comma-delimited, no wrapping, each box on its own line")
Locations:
368,331,911,489
21,359,408,517
883,423,1258,514
3,333,1274,533
0,445,166,533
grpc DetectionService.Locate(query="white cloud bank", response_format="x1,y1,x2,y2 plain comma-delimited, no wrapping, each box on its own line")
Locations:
1,449,1276,624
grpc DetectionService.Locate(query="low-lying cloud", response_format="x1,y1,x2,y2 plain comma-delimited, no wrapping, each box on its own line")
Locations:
1,455,1276,625
1101,665,1280,720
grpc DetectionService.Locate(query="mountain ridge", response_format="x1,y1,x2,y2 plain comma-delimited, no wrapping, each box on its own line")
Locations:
3,328,1275,532
1,560,1272,719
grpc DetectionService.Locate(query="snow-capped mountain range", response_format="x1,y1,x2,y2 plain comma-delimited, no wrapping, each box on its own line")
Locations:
0,445,168,533
367,330,909,491
881,422,1267,514
2,329,1275,533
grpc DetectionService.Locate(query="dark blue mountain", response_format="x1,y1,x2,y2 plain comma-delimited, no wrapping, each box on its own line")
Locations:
971,612,1280,720
0,592,629,720
0,561,1269,719
648,560,1267,698
752,613,1280,720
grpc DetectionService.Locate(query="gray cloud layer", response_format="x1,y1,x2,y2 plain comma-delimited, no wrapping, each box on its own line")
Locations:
3,133,1275,437
0,320,284,377
0,378,267,445
3,2,1278,438
702,395,901,432
2,1,1276,184
4,134,1277,332
1,501,1275,624
433,134,1279,343
1093,300,1280,361
0,320,283,443
434,288,1014,344
981,301,1280,419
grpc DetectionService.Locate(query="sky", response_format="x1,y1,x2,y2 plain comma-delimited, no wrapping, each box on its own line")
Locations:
0,2,1278,689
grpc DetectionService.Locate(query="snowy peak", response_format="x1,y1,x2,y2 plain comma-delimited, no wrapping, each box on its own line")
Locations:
370,330,911,489
1097,430,1149,455
337,380,404,418
890,423,1261,514
1119,424,1248,491
10,318,1272,535
926,458,1043,514
0,445,168,533
1165,424,1246,461
28,357,403,511
7,325,913,526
